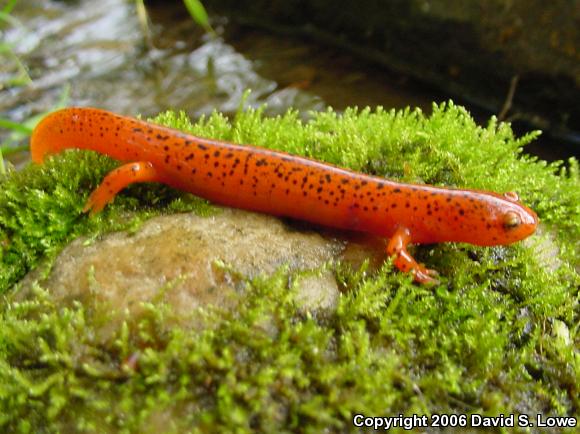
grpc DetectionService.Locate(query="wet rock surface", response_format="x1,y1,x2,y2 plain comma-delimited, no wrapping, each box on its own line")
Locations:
206,0,580,153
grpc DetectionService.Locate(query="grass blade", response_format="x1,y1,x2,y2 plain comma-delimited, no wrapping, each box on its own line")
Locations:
182,0,215,35
0,118,32,134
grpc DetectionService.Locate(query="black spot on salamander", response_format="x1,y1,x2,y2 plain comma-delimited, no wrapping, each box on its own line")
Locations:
341,178,350,184
184,140,192,145
198,144,208,151
164,156,170,164
363,206,368,211
377,183,384,189
185,153,194,161
391,203,397,208
156,134,169,141
163,145,169,151
132,128,143,133
225,152,234,159
177,165,182,171
214,151,220,157
214,161,219,168
325,174,332,183
207,172,213,178
285,189,290,195
405,202,410,208
459,209,465,216
317,187,323,193
191,169,197,174
393,188,402,193
244,153,253,175
256,159,268,167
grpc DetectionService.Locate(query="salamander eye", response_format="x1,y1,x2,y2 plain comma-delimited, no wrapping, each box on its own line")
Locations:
504,191,519,201
503,211,521,229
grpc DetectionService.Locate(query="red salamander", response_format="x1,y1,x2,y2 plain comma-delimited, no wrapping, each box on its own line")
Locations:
30,107,538,283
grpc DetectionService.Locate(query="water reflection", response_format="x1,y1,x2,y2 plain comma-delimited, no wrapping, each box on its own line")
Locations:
1,0,328,127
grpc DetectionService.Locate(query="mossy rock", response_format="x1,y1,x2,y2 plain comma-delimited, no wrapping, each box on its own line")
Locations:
0,102,578,432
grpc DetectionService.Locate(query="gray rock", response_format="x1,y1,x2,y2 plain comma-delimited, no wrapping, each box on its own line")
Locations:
16,209,386,338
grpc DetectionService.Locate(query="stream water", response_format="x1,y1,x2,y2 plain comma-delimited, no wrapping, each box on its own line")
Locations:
0,0,571,167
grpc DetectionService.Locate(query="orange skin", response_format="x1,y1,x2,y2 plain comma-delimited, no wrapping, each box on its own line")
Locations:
31,107,538,284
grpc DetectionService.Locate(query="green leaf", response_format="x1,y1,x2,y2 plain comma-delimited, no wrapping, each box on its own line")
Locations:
0,117,33,134
182,0,215,35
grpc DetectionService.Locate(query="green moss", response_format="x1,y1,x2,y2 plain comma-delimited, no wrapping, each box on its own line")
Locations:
0,102,578,432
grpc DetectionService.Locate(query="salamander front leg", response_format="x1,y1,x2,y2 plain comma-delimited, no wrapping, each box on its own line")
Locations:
83,161,162,214
386,226,439,284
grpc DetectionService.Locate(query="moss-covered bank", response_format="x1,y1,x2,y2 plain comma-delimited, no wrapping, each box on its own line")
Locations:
0,103,578,432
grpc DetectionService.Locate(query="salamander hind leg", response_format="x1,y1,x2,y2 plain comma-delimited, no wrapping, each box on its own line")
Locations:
386,226,440,285
83,161,162,214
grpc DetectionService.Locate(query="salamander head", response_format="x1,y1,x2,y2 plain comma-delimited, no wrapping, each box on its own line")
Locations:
474,191,538,246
